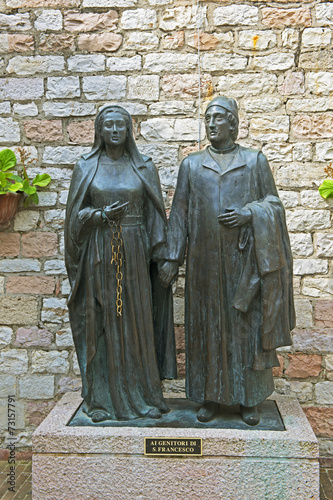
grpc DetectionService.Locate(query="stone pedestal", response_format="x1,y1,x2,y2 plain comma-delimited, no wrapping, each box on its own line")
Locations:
32,392,319,500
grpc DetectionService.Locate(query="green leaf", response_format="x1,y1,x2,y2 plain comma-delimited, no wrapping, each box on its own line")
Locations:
8,182,23,192
319,179,333,199
22,179,37,196
0,149,17,171
11,174,24,184
32,173,51,187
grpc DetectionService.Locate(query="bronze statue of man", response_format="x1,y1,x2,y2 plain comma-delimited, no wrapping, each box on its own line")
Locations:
159,96,295,425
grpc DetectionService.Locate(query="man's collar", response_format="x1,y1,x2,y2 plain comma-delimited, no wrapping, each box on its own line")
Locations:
202,145,246,176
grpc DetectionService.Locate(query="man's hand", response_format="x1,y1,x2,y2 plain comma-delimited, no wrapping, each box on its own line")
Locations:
218,208,252,228
158,261,179,288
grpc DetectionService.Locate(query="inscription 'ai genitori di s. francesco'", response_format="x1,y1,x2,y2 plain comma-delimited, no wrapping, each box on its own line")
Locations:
144,438,202,456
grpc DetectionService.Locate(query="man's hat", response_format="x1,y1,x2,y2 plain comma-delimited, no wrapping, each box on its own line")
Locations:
205,96,238,121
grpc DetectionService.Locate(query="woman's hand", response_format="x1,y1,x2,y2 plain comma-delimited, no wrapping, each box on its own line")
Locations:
218,208,252,228
104,201,129,221
158,261,179,288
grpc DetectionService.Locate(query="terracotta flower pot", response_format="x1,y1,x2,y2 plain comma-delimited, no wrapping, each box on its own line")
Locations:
0,192,22,230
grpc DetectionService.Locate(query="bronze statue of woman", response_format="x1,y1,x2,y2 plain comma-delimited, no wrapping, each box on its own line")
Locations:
65,105,176,423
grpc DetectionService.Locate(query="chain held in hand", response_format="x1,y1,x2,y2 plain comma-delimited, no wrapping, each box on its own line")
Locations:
110,221,123,317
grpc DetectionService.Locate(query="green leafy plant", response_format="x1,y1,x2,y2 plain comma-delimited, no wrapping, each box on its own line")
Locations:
319,163,333,199
0,148,51,207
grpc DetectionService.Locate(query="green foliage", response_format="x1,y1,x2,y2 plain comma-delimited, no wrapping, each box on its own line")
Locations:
0,148,51,206
319,179,333,199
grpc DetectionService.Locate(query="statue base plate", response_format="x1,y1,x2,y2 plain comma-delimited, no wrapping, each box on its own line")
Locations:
32,392,319,500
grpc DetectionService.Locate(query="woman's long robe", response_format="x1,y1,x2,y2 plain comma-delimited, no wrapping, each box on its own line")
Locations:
65,151,176,419
167,145,295,407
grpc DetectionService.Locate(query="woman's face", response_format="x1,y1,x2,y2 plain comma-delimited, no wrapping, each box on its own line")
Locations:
101,111,127,148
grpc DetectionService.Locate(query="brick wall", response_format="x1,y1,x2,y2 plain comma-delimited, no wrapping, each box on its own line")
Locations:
0,0,333,458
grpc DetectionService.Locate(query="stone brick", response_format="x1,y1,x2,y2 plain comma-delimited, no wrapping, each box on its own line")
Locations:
262,7,311,28
238,30,277,50
7,0,80,6
217,73,277,97
0,118,20,143
83,0,136,6
294,259,328,276
0,233,20,257
121,9,157,30
282,28,299,50
0,326,13,347
316,233,333,257
290,381,314,403
201,53,247,72
0,375,16,397
278,191,298,208
100,102,147,116
187,32,220,51
7,35,34,52
7,276,55,295
24,119,63,142
35,10,62,31
44,260,66,275
21,232,57,258
67,120,94,143
292,114,333,139
162,32,184,50
32,350,69,374
0,13,31,31
0,349,28,374
0,296,38,325
144,53,198,73
14,211,39,232
106,55,141,72
300,51,333,70
250,116,289,141
286,209,331,231
304,407,333,437
41,297,68,324
7,56,65,75
26,400,55,426
0,399,24,430
43,102,96,118
286,354,322,378
56,327,74,347
0,259,40,273
302,278,333,298
315,301,333,328
19,375,54,399
57,376,81,394
213,5,258,26
177,352,185,377
0,101,10,113
315,381,333,404
272,354,284,377
13,103,38,117
160,6,207,31
83,76,126,100
43,146,89,164
162,74,212,98
64,10,118,31
139,144,178,168
149,101,195,116
173,297,184,325
293,328,333,354
276,164,325,189
141,118,205,142
128,75,159,101
78,33,122,52
38,192,58,207
251,53,294,71
262,143,293,162
302,28,331,50
68,55,105,72
316,3,333,27
289,233,313,257
72,352,80,375
126,33,159,51
0,78,44,101
307,72,333,95
39,33,75,52
294,299,313,328
292,143,313,162
46,77,80,99
15,327,53,347
315,141,333,162
175,326,185,350
44,209,66,230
